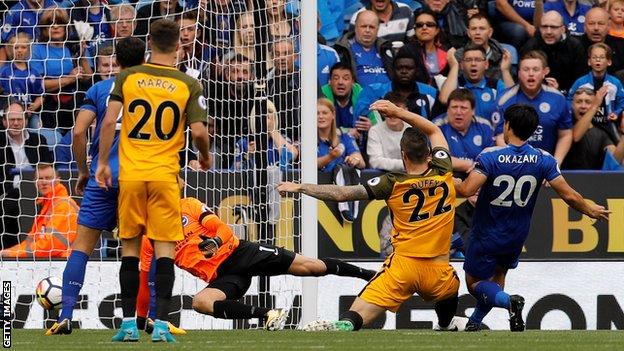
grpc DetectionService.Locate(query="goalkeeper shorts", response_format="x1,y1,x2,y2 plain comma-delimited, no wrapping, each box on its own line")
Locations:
117,180,183,242
358,253,459,312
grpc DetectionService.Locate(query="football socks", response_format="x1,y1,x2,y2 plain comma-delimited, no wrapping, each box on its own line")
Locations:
213,300,271,319
59,250,89,321
155,257,175,321
120,256,140,318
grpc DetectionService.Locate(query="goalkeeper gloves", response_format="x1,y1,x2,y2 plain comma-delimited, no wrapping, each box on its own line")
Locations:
198,236,222,258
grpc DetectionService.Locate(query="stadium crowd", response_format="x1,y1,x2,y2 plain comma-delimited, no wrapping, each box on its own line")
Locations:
0,0,623,253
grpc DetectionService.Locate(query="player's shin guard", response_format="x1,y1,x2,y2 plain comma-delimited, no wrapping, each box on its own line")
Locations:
120,256,140,318
59,250,89,321
321,258,376,280
213,300,271,319
434,294,458,328
155,257,175,321
339,310,364,331
474,281,510,309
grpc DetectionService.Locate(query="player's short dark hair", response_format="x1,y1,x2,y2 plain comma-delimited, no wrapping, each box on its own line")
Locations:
383,91,406,106
504,104,539,141
400,127,430,163
115,37,146,68
149,19,180,54
329,61,354,78
448,88,476,109
462,43,487,58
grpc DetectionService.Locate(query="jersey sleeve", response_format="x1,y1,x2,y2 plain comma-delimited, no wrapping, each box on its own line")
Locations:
80,84,98,113
556,97,573,130
110,69,130,102
185,80,207,125
542,153,562,182
363,173,396,200
494,104,505,136
429,147,453,174
474,151,494,177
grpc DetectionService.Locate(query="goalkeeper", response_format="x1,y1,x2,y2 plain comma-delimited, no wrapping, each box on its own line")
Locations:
138,196,377,330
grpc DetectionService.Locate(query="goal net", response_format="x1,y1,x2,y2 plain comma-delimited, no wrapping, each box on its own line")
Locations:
2,0,306,330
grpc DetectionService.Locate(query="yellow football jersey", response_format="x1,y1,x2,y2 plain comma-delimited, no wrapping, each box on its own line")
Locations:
364,147,455,258
111,63,207,181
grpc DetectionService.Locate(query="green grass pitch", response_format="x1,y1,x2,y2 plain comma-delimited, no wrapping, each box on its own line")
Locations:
8,329,624,350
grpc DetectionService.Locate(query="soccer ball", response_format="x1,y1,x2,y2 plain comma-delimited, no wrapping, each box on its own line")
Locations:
35,277,63,310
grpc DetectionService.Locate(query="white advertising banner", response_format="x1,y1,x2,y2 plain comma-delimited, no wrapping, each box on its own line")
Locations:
2,261,623,330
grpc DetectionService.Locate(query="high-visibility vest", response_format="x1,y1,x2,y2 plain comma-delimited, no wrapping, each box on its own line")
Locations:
1,183,79,258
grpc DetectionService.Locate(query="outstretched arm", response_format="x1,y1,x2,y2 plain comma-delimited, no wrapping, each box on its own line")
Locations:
548,176,610,220
455,170,488,198
370,99,449,150
277,182,370,202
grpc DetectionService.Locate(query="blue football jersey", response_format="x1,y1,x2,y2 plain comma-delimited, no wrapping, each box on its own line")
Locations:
81,78,121,187
495,85,572,154
471,143,561,252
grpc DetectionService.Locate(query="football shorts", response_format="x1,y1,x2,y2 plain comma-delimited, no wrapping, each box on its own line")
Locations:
77,184,118,231
463,239,521,280
118,180,183,242
359,253,459,312
206,241,296,299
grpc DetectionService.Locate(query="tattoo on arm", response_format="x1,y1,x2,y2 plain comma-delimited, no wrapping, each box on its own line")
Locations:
301,184,369,202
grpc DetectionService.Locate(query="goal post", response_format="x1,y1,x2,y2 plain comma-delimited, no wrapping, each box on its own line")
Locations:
299,0,318,327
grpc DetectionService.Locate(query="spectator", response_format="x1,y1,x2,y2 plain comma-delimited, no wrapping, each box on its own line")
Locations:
520,10,586,93
321,62,363,139
0,0,57,64
267,0,299,39
202,0,248,59
534,0,591,37
333,10,393,87
176,10,209,81
455,13,507,80
568,43,624,143
317,16,340,87
0,99,53,196
495,51,573,164
609,0,624,38
63,0,112,42
495,0,537,48
234,99,299,170
0,99,53,249
367,91,409,171
434,89,494,178
86,4,137,71
267,38,300,143
440,45,511,127
580,7,624,73
222,12,273,73
348,0,415,43
563,87,624,169
1,163,79,258
0,32,44,121
207,53,254,169
134,0,184,38
410,10,448,79
419,0,470,48
317,98,364,222
32,8,91,140
355,48,438,122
